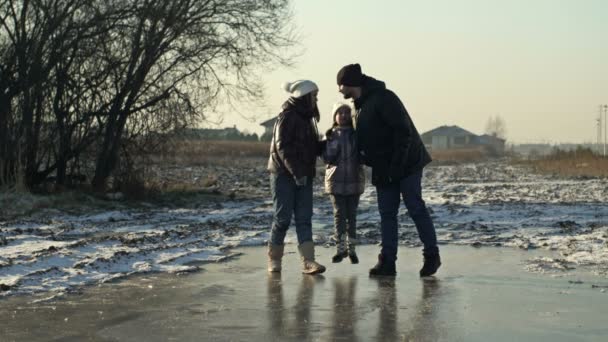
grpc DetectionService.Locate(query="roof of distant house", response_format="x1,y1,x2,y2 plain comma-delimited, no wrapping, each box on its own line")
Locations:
421,125,476,137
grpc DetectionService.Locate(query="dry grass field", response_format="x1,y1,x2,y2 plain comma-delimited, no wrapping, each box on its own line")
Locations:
158,140,494,166
132,139,272,199
429,147,488,163
516,148,608,178
153,139,269,166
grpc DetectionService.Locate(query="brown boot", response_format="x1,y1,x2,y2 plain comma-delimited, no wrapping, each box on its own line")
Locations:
298,241,326,275
267,243,284,273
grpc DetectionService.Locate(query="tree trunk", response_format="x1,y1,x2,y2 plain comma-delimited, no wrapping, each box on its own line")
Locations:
0,97,10,185
56,119,68,186
92,111,128,191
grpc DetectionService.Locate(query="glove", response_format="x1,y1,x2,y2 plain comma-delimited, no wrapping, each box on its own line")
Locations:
295,176,308,187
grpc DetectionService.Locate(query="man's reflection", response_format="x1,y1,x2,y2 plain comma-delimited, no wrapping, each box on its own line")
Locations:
330,276,358,341
403,278,442,341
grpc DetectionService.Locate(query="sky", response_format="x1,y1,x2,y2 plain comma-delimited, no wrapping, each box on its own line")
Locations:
215,0,608,144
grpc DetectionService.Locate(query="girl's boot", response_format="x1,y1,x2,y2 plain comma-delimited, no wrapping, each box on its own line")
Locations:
332,235,348,263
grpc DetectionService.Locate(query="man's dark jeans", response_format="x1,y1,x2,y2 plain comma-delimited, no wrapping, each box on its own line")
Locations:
270,172,313,245
376,169,438,261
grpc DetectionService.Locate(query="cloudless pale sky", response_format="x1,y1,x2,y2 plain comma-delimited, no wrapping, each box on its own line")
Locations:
218,0,608,144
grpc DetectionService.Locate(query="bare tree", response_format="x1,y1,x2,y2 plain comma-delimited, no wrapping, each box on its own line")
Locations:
0,0,81,186
86,0,296,190
485,115,507,140
0,0,297,190
0,0,115,187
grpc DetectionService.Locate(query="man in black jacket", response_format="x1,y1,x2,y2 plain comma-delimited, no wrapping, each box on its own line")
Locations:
336,63,441,277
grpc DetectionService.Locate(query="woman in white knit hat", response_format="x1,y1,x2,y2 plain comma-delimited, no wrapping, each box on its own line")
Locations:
266,80,326,275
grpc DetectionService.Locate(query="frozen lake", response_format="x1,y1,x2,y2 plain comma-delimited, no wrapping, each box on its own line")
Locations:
1,161,607,297
1,245,607,341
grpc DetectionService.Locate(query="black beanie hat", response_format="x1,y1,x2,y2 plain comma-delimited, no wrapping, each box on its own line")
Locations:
337,63,363,86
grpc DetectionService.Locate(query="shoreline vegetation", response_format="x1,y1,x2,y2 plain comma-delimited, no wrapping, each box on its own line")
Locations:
1,141,605,221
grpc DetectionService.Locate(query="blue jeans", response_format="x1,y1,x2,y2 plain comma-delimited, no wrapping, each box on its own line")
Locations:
376,170,438,261
269,172,313,245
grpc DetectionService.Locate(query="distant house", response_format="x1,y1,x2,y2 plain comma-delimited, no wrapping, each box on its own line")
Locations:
260,117,277,142
421,125,506,156
421,125,478,150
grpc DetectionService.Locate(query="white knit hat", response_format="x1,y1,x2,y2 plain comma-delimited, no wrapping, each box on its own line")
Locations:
332,102,352,115
281,80,318,98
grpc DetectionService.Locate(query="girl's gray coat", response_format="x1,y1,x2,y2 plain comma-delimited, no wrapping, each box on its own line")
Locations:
323,127,366,195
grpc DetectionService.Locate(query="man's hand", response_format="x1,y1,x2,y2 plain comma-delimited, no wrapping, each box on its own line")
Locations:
295,176,308,187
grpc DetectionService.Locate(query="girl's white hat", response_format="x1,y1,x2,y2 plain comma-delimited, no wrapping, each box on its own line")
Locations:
332,102,352,115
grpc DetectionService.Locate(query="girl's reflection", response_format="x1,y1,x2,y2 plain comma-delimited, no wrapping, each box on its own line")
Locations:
331,276,358,341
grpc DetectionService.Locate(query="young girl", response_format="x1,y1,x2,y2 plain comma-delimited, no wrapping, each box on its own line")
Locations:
323,103,366,264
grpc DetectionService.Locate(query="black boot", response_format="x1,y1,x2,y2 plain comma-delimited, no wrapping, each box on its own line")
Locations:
369,254,396,276
332,237,348,263
419,253,441,277
332,250,348,263
348,252,359,264
347,240,358,264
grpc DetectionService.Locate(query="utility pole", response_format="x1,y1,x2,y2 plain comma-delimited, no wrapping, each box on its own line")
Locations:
599,105,603,153
604,104,608,157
